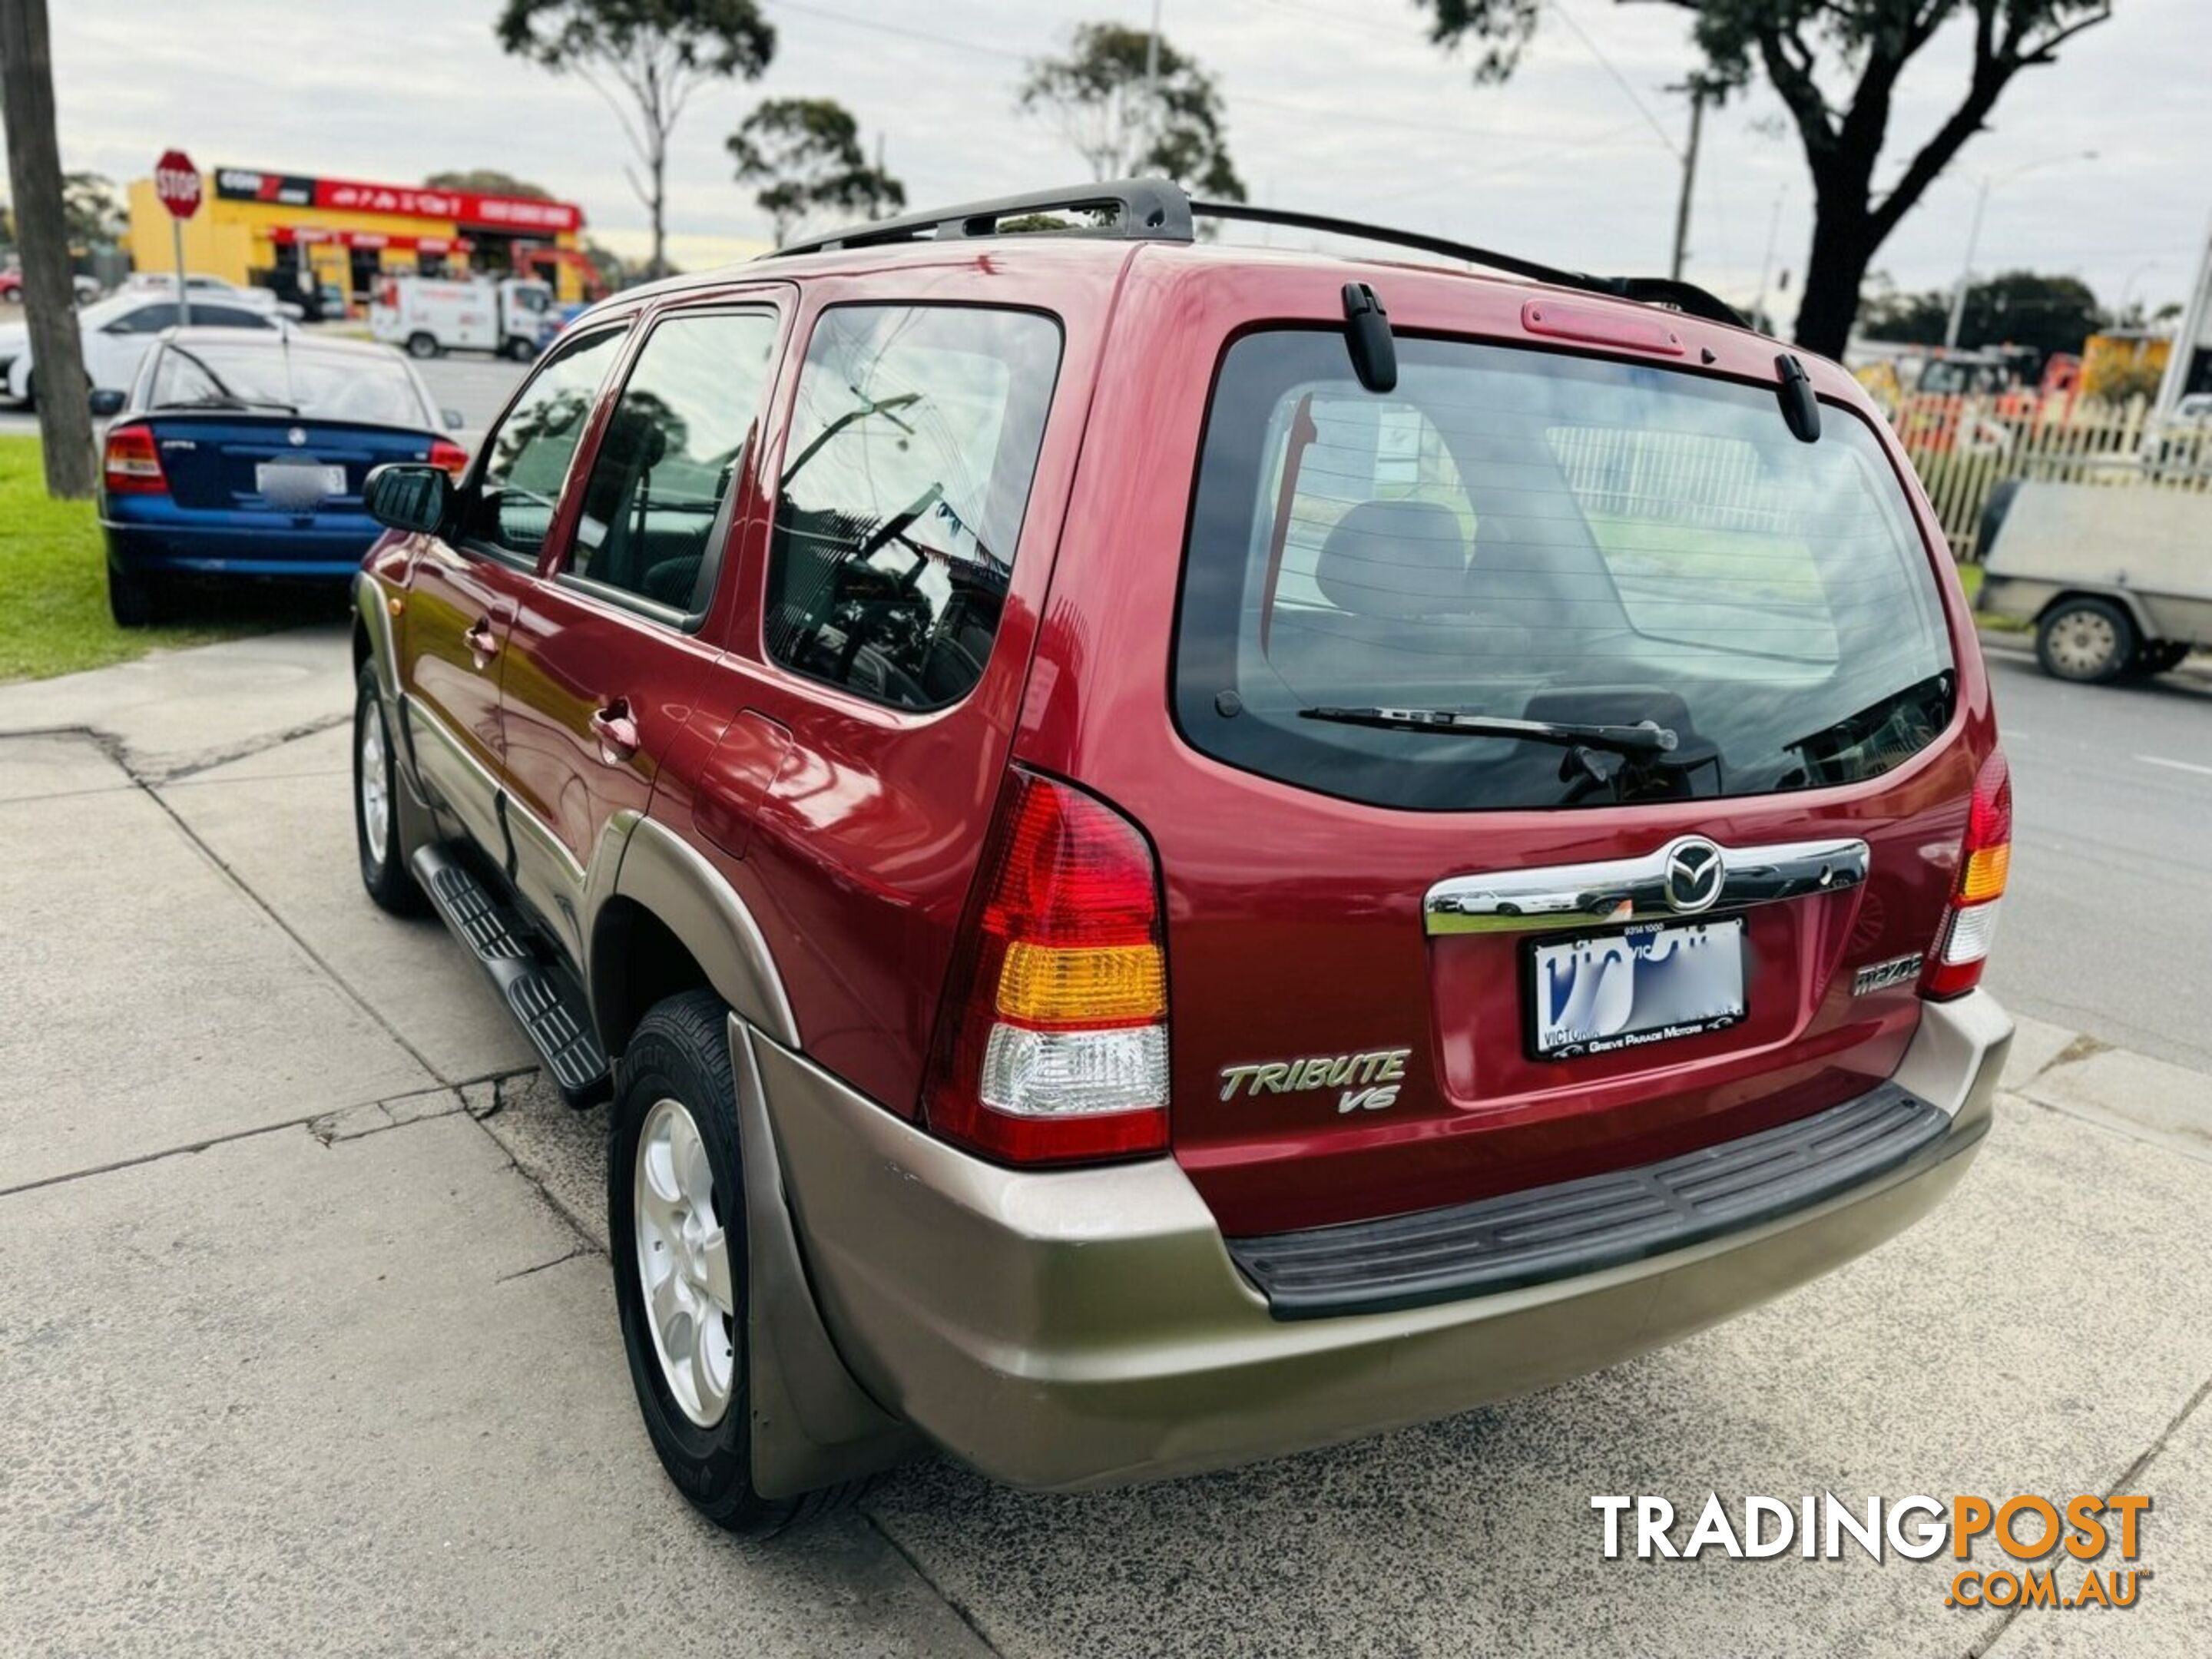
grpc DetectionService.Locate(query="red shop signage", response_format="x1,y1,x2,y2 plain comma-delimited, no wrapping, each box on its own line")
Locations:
217,166,581,233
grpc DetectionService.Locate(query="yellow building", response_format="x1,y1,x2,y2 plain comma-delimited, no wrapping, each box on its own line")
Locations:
126,164,594,313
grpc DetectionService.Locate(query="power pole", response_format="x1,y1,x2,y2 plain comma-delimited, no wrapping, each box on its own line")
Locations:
1751,185,1785,332
1141,0,1162,173
0,0,96,498
1943,178,1992,351
1668,84,1704,283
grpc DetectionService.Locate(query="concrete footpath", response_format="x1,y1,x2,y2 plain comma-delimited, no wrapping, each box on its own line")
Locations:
4,628,2212,1657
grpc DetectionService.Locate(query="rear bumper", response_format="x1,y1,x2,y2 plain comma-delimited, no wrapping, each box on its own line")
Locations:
762,991,2010,1492
103,517,377,578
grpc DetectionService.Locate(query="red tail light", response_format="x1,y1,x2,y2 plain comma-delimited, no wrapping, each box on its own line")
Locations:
101,424,167,495
1923,747,2011,999
923,770,1170,1165
429,437,469,478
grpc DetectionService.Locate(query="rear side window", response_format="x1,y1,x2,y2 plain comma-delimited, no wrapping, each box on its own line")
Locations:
118,304,180,333
194,305,270,329
1174,332,1955,810
765,304,1061,710
568,310,778,615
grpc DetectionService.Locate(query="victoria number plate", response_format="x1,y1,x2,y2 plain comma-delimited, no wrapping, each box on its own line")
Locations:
1530,918,1746,1059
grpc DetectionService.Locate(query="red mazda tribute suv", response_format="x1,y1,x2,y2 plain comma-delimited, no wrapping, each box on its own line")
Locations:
350,181,2013,1532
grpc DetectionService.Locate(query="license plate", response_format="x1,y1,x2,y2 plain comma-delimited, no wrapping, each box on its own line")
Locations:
1529,918,1745,1059
256,462,347,503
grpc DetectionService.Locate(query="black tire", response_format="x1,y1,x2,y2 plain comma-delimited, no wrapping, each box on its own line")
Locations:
405,331,439,359
608,989,870,1535
2036,597,2136,684
353,662,428,915
108,563,164,628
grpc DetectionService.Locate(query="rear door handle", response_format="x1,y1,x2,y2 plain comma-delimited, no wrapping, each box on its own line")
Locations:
591,699,640,763
462,618,499,667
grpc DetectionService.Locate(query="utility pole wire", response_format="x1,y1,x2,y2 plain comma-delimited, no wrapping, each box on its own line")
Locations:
1545,1,1680,160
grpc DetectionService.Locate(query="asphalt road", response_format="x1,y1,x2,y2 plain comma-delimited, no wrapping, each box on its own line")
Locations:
413,350,529,442
1981,642,2212,1071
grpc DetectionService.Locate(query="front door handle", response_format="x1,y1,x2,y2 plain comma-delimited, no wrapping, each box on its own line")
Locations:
462,617,499,668
591,698,640,763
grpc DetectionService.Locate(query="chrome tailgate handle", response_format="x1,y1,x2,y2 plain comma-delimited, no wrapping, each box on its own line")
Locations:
1424,835,1870,935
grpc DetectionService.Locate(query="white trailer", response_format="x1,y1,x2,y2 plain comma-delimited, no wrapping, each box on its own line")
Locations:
370,276,551,360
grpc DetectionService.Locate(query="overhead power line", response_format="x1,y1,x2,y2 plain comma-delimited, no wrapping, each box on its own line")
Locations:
758,0,1671,151
1545,1,1681,159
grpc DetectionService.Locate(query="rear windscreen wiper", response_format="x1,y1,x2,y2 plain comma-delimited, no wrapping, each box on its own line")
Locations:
1298,705,1679,757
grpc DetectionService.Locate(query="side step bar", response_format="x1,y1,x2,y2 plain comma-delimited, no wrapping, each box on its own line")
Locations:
411,843,611,1108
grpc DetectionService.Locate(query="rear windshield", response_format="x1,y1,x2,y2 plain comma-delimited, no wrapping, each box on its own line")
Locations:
1173,331,1955,810
149,343,430,429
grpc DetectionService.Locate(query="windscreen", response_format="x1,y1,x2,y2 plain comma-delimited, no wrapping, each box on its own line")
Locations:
149,343,431,428
1172,331,1956,811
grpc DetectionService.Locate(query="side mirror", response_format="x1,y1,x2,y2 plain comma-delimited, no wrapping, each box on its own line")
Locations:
88,388,126,418
363,462,452,535
442,407,465,430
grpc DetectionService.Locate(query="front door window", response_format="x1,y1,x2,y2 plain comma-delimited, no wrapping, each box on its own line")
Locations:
564,309,780,616
461,326,629,562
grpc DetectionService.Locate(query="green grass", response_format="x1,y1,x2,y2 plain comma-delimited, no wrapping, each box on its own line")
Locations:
0,436,252,684
1955,560,2030,631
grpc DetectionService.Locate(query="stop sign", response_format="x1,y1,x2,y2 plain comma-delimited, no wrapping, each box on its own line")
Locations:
153,150,201,220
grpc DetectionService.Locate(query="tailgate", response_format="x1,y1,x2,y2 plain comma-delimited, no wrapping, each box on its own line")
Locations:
1113,323,1984,1237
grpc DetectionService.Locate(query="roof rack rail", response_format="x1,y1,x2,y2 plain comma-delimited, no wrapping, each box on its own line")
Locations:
763,178,1745,329
1188,199,1745,328
766,178,1191,257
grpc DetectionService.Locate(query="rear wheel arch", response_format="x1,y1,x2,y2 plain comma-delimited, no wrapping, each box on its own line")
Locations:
592,816,802,1060
2034,586,2154,637
590,897,715,1061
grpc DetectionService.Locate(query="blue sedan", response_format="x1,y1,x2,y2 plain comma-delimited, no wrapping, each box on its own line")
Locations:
97,329,468,626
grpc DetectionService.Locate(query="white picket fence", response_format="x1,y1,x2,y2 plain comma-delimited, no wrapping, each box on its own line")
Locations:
1883,393,2210,561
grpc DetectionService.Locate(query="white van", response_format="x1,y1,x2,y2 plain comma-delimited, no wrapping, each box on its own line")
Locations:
369,276,550,360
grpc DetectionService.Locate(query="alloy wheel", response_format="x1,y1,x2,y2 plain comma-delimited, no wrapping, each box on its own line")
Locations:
359,709,390,868
633,1098,737,1427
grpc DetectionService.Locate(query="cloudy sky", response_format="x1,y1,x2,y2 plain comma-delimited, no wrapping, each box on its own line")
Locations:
38,0,2210,326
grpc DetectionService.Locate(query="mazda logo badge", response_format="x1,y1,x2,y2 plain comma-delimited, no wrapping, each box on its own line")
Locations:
1662,836,1724,913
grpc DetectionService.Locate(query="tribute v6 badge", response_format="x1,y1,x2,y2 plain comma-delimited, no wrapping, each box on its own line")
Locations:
1217,1048,1413,1112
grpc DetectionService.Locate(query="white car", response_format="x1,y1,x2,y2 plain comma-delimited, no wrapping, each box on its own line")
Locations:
121,271,304,323
0,290,286,405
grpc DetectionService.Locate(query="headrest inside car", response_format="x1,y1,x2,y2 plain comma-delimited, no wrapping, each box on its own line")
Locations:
1315,499,1469,620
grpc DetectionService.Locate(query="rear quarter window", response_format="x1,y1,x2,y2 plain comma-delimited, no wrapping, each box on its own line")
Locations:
1174,330,1955,811
764,303,1062,711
